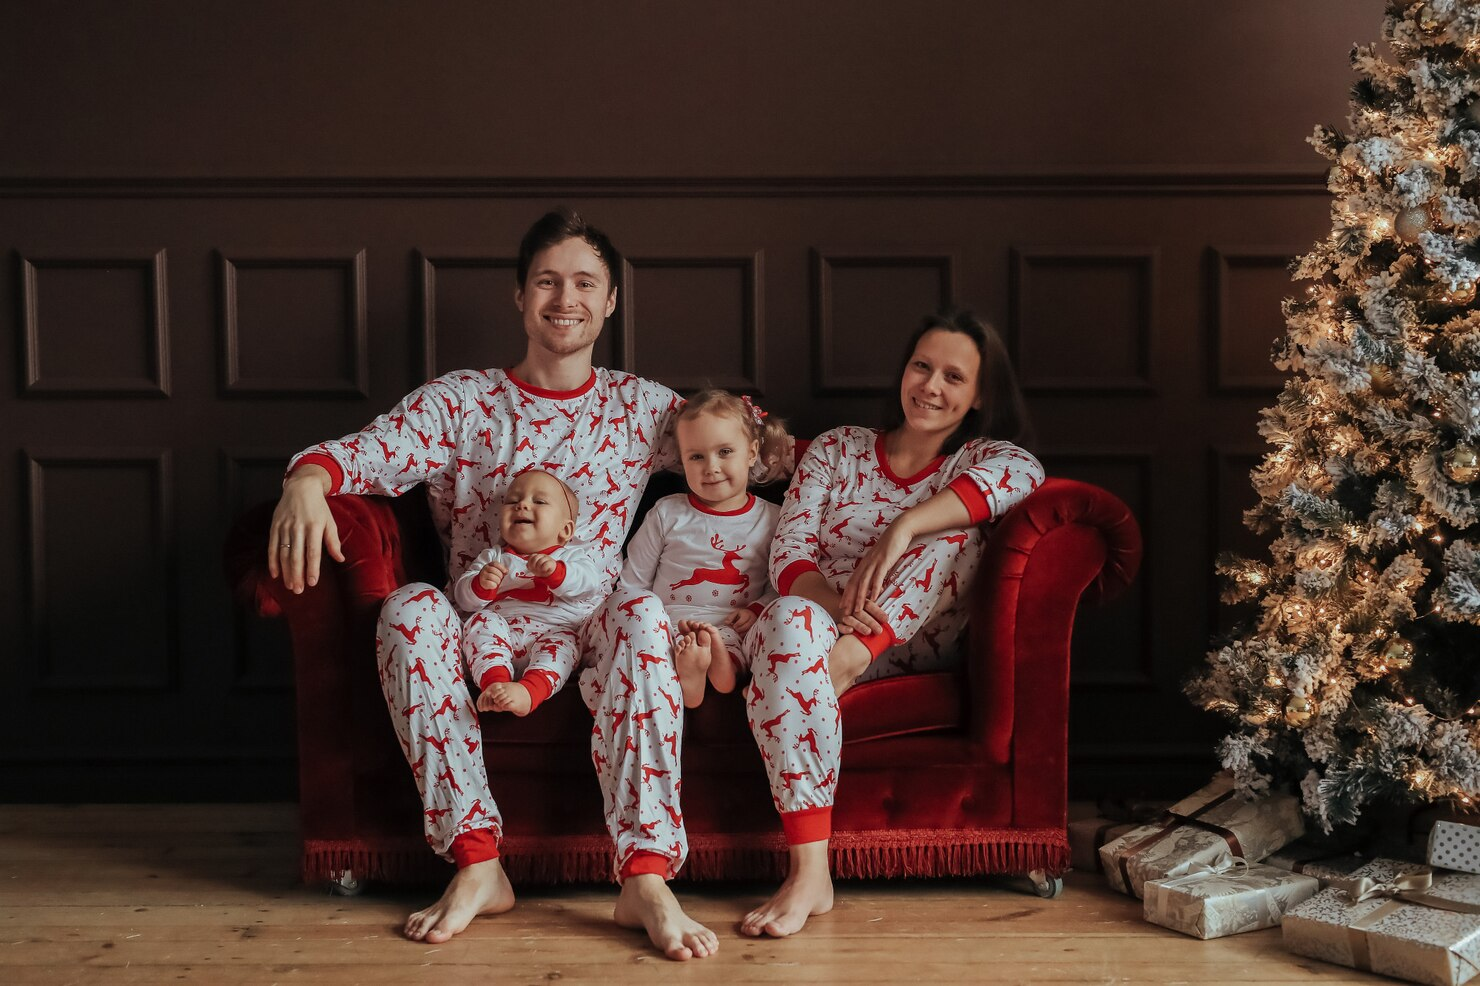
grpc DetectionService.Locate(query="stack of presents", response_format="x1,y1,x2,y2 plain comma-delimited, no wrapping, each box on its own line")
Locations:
1074,773,1480,985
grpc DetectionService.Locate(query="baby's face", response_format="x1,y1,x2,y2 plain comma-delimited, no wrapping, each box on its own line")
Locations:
499,471,573,554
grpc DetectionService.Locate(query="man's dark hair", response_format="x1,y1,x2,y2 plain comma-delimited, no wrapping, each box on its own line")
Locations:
515,208,623,297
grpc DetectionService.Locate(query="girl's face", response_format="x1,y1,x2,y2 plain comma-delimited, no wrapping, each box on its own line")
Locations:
898,328,982,441
676,411,758,512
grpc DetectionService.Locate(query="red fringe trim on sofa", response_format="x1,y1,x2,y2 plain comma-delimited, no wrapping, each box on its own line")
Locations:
303,828,1068,886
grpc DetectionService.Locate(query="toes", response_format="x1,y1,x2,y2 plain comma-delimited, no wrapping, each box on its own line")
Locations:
664,941,694,961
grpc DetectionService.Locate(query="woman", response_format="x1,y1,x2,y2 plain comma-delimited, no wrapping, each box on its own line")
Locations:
734,309,1043,938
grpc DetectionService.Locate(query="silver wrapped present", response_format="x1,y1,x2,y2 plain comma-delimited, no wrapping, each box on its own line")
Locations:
1283,858,1480,986
1431,822,1480,876
1264,843,1368,887
1099,773,1305,898
1143,858,1320,939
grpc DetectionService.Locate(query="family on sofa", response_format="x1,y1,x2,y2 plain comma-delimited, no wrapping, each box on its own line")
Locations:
262,208,1048,960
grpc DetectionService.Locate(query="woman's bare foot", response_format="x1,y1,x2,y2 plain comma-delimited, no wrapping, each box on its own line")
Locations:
477,681,532,716
704,627,738,694
404,857,515,943
613,873,719,960
828,635,871,696
674,632,712,708
741,840,833,938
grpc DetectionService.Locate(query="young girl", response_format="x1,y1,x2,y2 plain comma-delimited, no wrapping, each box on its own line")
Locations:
617,389,791,707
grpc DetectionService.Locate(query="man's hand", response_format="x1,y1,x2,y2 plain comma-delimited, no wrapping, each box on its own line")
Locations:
267,465,344,594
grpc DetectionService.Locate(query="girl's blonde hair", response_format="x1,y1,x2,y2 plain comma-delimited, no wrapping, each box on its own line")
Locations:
676,389,790,476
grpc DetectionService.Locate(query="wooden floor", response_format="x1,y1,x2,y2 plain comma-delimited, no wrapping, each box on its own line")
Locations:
0,805,1387,985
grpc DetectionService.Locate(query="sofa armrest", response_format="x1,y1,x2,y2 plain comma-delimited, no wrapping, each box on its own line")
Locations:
964,478,1142,826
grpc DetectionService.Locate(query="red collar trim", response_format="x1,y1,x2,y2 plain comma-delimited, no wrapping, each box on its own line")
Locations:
686,493,755,516
875,431,945,488
506,544,562,559
504,367,597,400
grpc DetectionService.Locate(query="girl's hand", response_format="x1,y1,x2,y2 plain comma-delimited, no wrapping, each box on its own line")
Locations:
722,608,757,634
841,520,915,617
477,562,508,592
268,466,345,594
526,554,557,578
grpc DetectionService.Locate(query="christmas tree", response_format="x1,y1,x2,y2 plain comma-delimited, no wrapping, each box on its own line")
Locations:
1188,0,1480,831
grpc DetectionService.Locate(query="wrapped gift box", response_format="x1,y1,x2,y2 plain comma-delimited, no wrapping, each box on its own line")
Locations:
1144,860,1320,939
1069,817,1136,872
1264,843,1368,887
1099,773,1305,898
1283,858,1480,986
1431,822,1480,876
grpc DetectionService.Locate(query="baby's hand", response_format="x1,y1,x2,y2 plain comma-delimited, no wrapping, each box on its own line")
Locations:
477,562,507,592
722,608,757,634
526,554,557,579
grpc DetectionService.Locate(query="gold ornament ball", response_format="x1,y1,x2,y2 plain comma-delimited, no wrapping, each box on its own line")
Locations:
1452,282,1478,305
1369,363,1396,395
1284,694,1319,728
1382,637,1415,670
1445,443,1480,483
1395,206,1436,242
1419,7,1442,31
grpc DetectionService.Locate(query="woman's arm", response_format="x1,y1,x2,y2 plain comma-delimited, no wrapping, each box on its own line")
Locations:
840,488,973,616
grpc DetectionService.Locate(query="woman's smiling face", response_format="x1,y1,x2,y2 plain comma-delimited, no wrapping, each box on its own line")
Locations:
898,328,982,438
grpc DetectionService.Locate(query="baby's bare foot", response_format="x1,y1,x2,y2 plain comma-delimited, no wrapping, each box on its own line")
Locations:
478,681,532,716
674,632,711,708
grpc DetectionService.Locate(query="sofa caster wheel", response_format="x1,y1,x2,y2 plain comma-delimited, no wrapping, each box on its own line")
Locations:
1028,869,1063,899
328,870,364,896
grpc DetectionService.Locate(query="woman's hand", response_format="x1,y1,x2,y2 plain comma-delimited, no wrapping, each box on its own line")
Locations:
840,519,915,619
267,466,344,593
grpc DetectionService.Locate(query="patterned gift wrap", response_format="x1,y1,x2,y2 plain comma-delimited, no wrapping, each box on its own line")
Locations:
1431,822,1480,876
1068,817,1136,872
1264,843,1368,887
1143,860,1320,939
1098,774,1305,898
1283,858,1480,986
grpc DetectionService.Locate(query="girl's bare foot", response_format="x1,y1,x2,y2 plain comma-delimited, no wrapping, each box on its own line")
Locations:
614,873,719,960
477,681,532,716
404,857,515,943
674,632,711,708
740,840,833,937
703,627,738,694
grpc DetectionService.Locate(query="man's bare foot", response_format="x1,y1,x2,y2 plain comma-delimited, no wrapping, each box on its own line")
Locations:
404,857,515,943
703,627,738,694
674,632,712,708
741,841,833,938
477,681,532,716
828,635,870,696
613,873,719,960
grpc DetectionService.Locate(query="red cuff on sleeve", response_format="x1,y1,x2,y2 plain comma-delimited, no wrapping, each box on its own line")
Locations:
518,670,558,711
471,576,500,601
539,560,567,589
776,559,821,596
619,849,671,881
478,666,513,690
780,806,832,845
947,474,992,525
289,452,345,494
853,617,899,659
450,828,500,868
747,601,765,618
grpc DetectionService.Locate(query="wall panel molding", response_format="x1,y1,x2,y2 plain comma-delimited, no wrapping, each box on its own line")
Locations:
219,249,369,397
623,252,763,393
1009,246,1159,395
1208,245,1304,394
417,252,520,379
19,250,170,397
25,447,176,691
222,448,297,692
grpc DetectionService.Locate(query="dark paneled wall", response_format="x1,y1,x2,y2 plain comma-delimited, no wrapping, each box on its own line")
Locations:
1,1,1381,800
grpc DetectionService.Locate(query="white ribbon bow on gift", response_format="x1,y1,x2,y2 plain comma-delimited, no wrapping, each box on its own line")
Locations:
1156,854,1249,890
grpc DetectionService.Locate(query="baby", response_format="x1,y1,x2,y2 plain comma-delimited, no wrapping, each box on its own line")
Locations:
453,469,601,716
618,389,790,706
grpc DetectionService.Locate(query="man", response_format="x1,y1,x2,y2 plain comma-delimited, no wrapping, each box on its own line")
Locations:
267,209,733,959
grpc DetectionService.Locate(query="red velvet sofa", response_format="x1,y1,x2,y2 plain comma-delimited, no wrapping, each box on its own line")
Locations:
224,470,1140,894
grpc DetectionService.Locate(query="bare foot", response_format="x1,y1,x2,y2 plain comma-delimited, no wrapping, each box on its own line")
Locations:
704,627,738,694
477,681,532,716
674,632,712,708
404,857,516,943
828,635,870,696
613,873,719,960
741,841,833,938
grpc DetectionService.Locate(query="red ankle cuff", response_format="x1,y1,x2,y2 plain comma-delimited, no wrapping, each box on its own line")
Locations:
450,827,500,868
619,849,670,881
780,805,832,845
